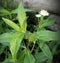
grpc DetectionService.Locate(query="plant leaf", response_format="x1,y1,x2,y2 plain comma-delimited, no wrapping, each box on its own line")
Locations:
35,52,48,63
39,44,53,60
25,32,37,43
11,8,17,14
37,30,57,41
0,6,10,15
0,32,13,46
20,21,27,33
18,2,27,27
18,50,25,63
2,18,20,31
39,40,45,48
41,17,55,27
25,8,34,12
11,8,33,14
24,49,35,63
10,32,24,61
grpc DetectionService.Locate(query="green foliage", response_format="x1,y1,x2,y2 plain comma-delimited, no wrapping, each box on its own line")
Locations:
11,8,33,14
17,50,25,63
41,17,55,27
2,18,20,31
18,2,27,27
0,6,10,16
24,49,35,63
35,51,48,63
20,21,27,33
26,32,37,43
0,2,59,63
0,32,13,46
10,32,24,61
39,44,53,60
37,30,57,41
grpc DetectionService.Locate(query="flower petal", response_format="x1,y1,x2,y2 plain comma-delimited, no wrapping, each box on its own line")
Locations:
35,14,41,17
39,10,49,16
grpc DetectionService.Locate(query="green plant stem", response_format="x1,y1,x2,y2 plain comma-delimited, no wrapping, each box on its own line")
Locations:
31,43,35,53
12,54,17,62
39,16,44,28
27,40,30,48
40,16,44,22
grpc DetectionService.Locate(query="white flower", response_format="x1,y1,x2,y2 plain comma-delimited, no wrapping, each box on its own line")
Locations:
35,14,41,17
39,10,49,16
35,10,49,18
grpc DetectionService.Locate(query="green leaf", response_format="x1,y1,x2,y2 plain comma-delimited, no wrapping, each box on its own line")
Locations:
24,49,35,63
26,32,37,43
41,17,55,27
10,32,24,61
11,8,17,14
18,50,25,63
39,40,45,48
29,32,37,43
35,52,47,63
25,8,34,12
0,6,10,15
39,44,53,60
2,18,20,31
37,30,57,41
52,44,58,54
11,8,33,14
18,2,27,27
20,21,27,33
0,32,13,46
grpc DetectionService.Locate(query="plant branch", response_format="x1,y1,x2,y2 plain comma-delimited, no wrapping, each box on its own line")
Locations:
31,43,35,53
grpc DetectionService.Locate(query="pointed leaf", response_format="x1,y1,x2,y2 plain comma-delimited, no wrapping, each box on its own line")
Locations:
37,30,57,41
2,18,20,31
11,8,17,14
25,8,34,12
18,2,26,27
35,52,48,63
0,6,10,15
11,8,33,14
18,50,25,63
20,21,27,33
41,18,55,27
39,40,45,48
39,44,53,60
24,49,35,63
0,32,13,46
10,32,24,61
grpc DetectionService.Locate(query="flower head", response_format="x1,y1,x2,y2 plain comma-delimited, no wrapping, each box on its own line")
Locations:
39,10,49,16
